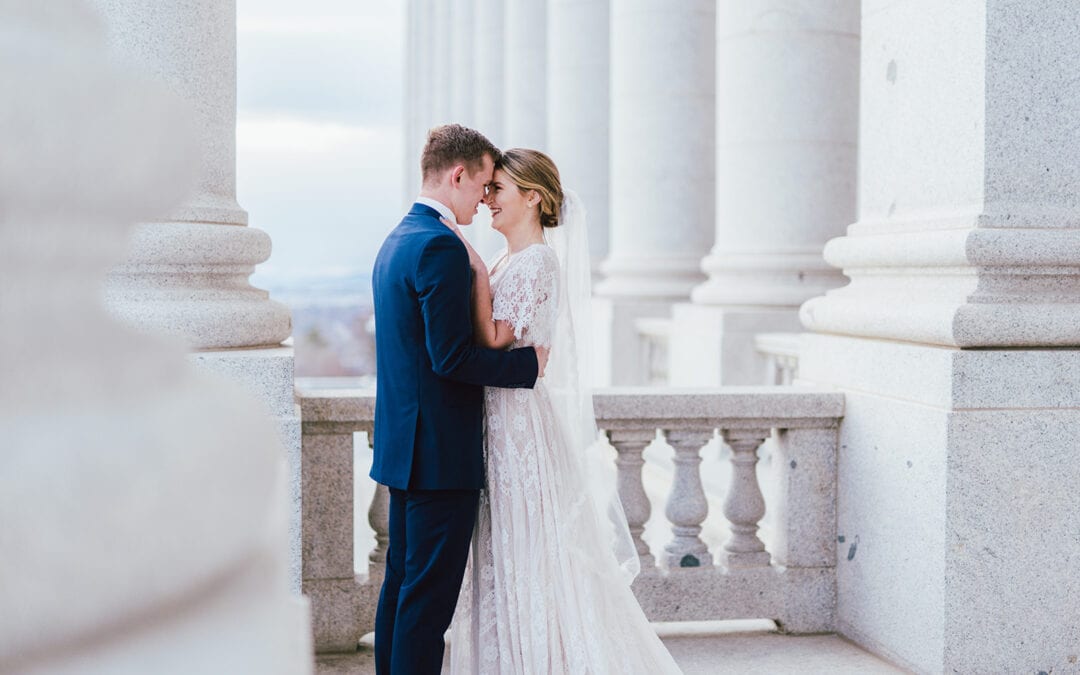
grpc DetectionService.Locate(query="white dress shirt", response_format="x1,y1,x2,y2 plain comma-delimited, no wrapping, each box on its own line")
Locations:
416,196,456,227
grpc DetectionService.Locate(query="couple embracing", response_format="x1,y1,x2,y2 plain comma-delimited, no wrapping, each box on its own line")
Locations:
371,124,682,674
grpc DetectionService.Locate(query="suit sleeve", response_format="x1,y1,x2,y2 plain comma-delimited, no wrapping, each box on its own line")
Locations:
416,233,539,388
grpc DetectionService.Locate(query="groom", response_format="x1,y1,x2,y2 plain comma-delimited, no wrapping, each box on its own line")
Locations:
370,124,547,674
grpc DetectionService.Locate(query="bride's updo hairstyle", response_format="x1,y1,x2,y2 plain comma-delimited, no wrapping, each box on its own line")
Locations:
497,148,564,228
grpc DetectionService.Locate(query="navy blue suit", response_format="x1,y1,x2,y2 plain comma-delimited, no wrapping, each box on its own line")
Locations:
370,203,538,673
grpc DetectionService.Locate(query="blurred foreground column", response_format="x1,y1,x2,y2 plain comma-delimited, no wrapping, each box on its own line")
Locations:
0,2,310,672
798,3,1080,672
669,2,859,385
87,0,304,589
595,0,715,385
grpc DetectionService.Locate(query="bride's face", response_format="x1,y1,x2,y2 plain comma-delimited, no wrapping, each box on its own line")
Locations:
484,169,536,234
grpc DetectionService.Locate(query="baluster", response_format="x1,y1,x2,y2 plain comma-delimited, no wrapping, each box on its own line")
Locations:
607,429,657,569
721,428,772,568
663,430,714,568
365,431,390,570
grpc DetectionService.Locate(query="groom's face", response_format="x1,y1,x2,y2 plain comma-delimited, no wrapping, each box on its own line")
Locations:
450,153,494,225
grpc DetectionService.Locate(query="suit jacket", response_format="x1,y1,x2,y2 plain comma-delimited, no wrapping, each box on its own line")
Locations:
370,203,539,490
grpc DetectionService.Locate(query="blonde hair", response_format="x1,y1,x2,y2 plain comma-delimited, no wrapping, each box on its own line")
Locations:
496,148,564,228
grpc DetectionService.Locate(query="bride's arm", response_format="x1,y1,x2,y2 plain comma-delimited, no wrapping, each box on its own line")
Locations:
444,222,517,349
468,257,516,349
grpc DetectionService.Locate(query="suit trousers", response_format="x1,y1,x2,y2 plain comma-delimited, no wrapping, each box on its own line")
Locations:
375,487,480,674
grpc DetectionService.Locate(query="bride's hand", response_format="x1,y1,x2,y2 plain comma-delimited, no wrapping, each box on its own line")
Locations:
535,345,550,378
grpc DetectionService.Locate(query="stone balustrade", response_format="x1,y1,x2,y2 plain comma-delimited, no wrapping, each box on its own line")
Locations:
754,332,802,385
298,385,843,653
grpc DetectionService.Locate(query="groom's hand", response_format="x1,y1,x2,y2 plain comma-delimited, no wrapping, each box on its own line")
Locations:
439,216,462,237
535,345,550,378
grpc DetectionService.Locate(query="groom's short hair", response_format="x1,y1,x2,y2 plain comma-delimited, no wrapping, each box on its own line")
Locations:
421,124,501,184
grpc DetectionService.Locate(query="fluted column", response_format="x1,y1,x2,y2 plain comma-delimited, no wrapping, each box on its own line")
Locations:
450,0,475,125
474,0,506,146
453,0,505,261
797,3,1080,672
670,2,858,385
548,0,610,265
430,1,453,125
89,0,303,589
594,0,715,385
504,0,547,148
403,0,427,205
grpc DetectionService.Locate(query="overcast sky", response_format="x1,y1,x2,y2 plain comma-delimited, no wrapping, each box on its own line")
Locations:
237,0,404,281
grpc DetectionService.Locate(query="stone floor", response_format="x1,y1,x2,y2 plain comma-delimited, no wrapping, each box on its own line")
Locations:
315,622,909,674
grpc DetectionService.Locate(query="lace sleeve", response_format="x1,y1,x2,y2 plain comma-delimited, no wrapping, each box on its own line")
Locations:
491,246,560,346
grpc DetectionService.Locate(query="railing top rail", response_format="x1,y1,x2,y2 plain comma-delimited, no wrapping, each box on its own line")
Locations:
296,384,843,429
754,332,802,358
297,387,375,428
593,386,842,429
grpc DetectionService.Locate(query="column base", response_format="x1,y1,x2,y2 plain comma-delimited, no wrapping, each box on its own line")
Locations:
668,304,802,386
591,296,675,386
799,333,1080,674
104,222,292,349
191,345,302,593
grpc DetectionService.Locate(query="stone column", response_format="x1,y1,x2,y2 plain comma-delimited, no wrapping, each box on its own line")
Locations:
504,0,547,148
669,1,859,385
547,0,610,267
87,0,303,590
450,0,475,125
473,0,506,146
0,2,309,671
428,1,451,126
798,3,1080,672
595,0,715,385
403,0,428,206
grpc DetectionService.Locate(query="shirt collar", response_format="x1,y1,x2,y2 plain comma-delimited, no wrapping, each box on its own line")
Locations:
415,197,456,227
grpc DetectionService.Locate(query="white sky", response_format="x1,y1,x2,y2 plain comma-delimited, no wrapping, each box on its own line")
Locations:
237,0,405,281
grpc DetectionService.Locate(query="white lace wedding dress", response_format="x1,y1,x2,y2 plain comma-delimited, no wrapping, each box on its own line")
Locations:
448,243,682,674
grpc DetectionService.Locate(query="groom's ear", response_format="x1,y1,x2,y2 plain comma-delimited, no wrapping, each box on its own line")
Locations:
450,164,466,185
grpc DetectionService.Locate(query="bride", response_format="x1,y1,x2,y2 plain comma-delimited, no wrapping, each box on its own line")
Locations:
446,148,682,674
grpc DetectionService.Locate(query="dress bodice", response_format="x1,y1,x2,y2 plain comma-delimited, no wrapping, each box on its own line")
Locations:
488,243,560,349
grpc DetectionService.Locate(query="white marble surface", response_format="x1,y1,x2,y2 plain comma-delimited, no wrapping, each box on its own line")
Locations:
802,0,1080,348
90,0,291,350
601,0,714,299
547,0,610,262
503,0,547,149
694,0,857,308
669,304,803,386
317,625,907,674
801,333,1080,673
471,0,504,146
0,2,310,672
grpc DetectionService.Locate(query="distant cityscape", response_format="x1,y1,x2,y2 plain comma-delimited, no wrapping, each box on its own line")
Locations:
257,268,375,382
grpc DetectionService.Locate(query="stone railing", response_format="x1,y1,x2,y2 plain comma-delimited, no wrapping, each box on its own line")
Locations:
634,317,671,385
298,385,843,653
754,332,802,385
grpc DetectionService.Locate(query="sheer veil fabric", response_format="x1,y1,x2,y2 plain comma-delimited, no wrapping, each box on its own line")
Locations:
542,189,640,584
448,191,682,674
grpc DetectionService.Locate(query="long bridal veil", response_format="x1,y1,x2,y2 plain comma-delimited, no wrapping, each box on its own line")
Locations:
543,189,641,584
